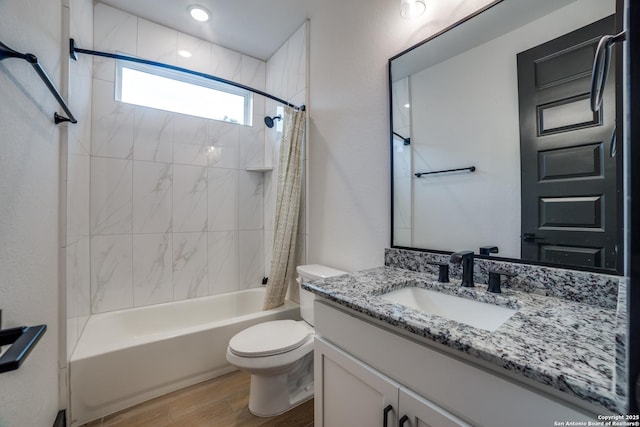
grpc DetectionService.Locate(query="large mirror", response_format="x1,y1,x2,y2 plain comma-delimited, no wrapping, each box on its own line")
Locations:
390,0,623,273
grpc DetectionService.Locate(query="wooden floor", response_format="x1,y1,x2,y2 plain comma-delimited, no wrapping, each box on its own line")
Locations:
83,371,314,427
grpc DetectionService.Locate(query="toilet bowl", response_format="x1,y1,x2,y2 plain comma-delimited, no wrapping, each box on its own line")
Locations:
226,264,346,417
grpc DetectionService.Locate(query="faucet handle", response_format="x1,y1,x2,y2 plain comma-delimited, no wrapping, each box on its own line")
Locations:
449,250,473,263
427,262,449,283
487,270,517,293
479,246,499,256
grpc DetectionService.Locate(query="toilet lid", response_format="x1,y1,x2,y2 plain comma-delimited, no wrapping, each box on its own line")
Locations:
229,320,311,357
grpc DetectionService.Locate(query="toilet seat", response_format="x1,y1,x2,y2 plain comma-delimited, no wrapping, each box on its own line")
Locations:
229,320,311,357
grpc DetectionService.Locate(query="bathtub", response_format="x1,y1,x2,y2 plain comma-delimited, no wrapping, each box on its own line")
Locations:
69,288,300,426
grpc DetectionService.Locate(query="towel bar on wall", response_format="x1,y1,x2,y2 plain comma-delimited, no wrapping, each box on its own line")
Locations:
0,324,47,373
0,41,76,125
414,166,476,178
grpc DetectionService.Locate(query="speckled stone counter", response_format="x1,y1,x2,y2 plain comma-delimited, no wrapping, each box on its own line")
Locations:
302,266,627,414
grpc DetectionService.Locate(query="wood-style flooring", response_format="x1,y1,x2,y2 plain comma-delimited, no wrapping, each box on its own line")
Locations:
83,370,314,427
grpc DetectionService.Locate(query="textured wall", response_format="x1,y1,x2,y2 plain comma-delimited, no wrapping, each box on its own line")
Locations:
0,1,63,425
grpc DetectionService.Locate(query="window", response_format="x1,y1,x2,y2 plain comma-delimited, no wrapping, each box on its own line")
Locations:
115,59,252,125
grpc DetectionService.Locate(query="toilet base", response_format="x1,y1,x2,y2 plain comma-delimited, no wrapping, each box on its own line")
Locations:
248,352,314,417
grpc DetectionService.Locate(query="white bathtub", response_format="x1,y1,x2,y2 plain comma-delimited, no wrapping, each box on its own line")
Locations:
69,288,300,426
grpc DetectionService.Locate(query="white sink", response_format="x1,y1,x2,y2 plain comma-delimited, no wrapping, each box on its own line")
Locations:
381,287,517,332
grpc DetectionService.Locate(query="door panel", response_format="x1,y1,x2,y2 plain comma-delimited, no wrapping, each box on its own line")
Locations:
315,338,398,427
518,15,617,269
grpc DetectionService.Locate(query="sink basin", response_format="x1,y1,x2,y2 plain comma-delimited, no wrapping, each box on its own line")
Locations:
381,287,517,332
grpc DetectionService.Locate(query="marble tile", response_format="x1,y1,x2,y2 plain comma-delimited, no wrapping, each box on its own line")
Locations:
174,114,208,146
240,55,266,90
91,157,132,235
91,79,134,159
93,3,137,82
263,171,276,231
239,124,264,168
210,44,241,82
286,24,307,99
133,233,173,307
266,43,288,99
67,153,90,245
173,232,208,300
208,167,238,231
207,231,239,295
137,18,177,65
133,107,174,163
239,230,264,288
132,161,173,234
70,0,94,71
68,73,92,156
177,33,211,74
66,236,90,354
173,165,208,232
90,234,133,313
174,142,208,167
238,171,263,230
263,229,274,277
207,121,240,169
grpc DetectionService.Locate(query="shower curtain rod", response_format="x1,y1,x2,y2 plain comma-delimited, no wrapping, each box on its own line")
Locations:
0,41,77,124
69,39,305,112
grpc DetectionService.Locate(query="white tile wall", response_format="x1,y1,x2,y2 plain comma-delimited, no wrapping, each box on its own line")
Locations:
133,233,173,306
90,157,132,235
90,234,133,313
87,4,305,313
173,232,208,300
263,22,308,292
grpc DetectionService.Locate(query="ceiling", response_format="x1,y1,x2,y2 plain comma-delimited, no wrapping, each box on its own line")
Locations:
98,0,311,60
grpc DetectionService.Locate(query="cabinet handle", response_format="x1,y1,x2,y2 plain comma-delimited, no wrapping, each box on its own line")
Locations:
399,415,409,427
383,404,393,427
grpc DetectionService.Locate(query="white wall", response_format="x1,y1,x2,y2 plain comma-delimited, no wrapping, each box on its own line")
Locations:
306,0,496,272
409,0,614,257
0,1,62,425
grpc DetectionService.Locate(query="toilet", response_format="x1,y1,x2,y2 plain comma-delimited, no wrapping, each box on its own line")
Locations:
226,264,346,417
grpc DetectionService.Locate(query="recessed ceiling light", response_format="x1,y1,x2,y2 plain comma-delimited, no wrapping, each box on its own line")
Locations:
404,103,410,108
178,49,193,58
400,0,426,19
188,5,210,22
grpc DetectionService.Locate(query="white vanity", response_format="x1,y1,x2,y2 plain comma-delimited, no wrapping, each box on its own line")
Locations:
305,264,626,427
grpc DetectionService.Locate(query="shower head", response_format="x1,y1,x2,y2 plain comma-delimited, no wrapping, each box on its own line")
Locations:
264,115,282,128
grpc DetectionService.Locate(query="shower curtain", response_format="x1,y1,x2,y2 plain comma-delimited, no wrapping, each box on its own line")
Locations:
263,106,306,310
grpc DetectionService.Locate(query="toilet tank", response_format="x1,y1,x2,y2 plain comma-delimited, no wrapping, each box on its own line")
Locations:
296,264,346,326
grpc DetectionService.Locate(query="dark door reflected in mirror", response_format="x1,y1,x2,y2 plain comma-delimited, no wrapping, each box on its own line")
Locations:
389,0,623,273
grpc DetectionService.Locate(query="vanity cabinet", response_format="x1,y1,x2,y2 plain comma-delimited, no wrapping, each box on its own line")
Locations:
315,337,470,427
313,299,599,427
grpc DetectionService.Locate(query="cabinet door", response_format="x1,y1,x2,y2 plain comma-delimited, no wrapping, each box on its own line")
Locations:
399,387,472,427
315,337,399,427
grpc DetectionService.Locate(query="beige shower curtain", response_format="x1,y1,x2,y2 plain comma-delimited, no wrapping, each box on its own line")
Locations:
263,106,306,310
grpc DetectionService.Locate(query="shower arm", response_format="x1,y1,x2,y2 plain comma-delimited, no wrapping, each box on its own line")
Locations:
0,41,77,124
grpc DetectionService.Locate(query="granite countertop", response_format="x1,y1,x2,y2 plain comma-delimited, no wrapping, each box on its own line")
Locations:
302,266,625,413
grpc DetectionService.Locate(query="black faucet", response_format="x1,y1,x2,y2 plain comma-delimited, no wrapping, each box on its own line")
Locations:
450,251,474,287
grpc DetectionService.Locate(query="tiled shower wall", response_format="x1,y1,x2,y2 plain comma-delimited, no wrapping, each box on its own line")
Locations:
264,22,309,301
80,3,308,315
66,0,93,357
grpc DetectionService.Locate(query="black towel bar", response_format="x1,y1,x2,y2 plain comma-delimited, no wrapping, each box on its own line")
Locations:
0,41,76,125
415,166,476,178
0,324,47,373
